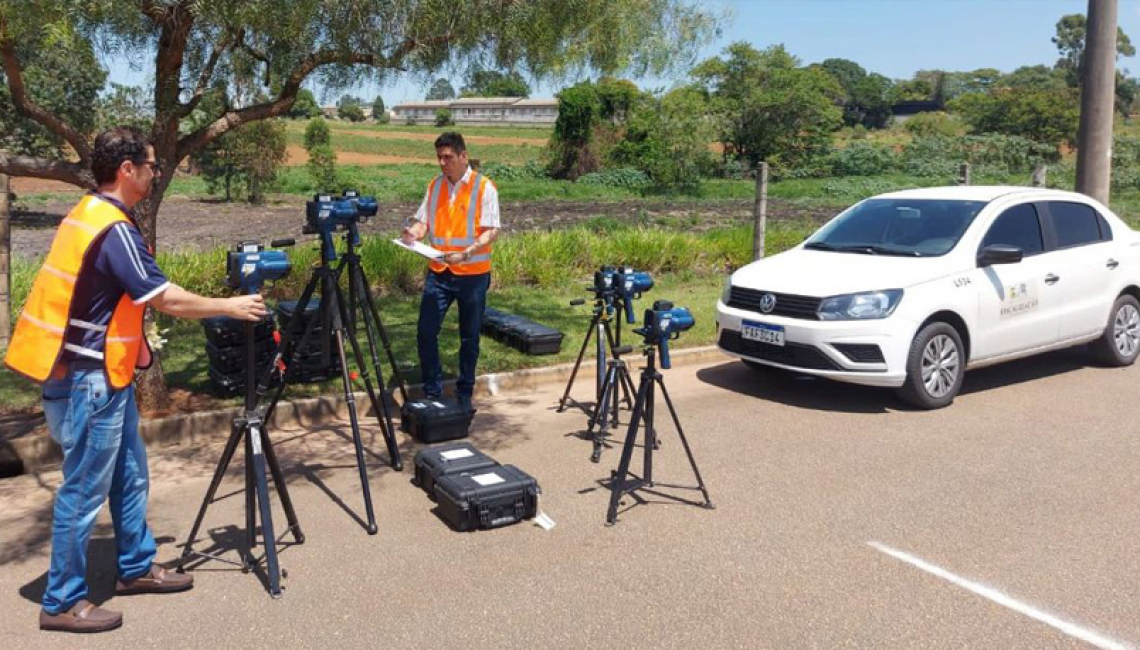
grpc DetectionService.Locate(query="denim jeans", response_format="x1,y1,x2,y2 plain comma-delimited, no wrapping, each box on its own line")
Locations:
40,367,156,614
416,270,490,399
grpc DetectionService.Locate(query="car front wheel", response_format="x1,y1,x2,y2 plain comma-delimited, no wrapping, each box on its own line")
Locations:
896,322,965,410
1090,294,1140,367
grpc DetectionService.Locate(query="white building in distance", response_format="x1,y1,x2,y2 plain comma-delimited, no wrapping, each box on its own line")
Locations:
392,97,558,126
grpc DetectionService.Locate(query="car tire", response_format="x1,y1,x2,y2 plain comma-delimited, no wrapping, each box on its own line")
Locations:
896,322,965,410
1090,294,1140,367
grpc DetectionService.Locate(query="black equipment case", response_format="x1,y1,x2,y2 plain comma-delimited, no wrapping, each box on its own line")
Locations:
400,398,476,443
433,464,540,531
412,442,499,499
481,308,564,355
201,315,275,347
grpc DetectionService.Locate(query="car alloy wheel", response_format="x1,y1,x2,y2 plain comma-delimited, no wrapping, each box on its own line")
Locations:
1113,303,1140,359
921,333,960,399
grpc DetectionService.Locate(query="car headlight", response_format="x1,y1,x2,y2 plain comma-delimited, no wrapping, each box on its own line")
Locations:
818,289,904,320
721,275,733,304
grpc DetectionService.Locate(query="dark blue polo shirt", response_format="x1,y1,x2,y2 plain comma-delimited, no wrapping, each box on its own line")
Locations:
60,194,170,362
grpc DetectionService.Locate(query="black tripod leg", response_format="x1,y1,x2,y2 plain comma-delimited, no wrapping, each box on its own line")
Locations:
344,271,403,470
356,264,410,405
606,373,650,525
656,377,714,508
558,313,598,413
261,269,325,425
602,322,635,409
179,420,244,568
335,281,402,471
590,365,618,463
643,372,656,487
329,289,379,535
260,427,304,543
244,430,256,570
248,421,282,597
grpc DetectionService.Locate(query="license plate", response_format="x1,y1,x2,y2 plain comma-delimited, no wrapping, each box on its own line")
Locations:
741,320,785,347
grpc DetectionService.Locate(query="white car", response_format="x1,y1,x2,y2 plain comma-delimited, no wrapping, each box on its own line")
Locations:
715,186,1140,409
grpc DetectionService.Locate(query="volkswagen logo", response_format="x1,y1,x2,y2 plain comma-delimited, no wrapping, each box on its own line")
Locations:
759,293,777,313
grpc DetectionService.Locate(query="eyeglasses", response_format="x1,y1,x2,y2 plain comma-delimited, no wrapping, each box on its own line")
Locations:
134,160,160,173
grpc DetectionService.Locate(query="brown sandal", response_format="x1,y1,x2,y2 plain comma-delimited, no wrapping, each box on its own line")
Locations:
39,600,123,633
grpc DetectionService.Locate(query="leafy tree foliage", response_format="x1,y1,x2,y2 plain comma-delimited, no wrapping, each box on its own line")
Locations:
0,28,104,158
595,77,640,122
461,70,530,97
610,87,714,192
1053,13,1135,87
371,95,387,122
426,77,456,101
95,83,152,132
817,58,893,129
287,88,322,119
549,79,641,179
303,117,337,189
434,108,453,126
1000,65,1068,91
337,94,365,121
691,43,843,170
949,86,1079,147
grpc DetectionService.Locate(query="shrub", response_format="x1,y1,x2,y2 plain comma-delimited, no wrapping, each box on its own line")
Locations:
306,144,339,191
434,108,453,127
304,118,331,149
902,111,961,138
826,142,896,176
576,167,650,189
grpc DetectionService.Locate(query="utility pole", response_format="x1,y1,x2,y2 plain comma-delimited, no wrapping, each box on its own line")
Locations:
1075,0,1118,204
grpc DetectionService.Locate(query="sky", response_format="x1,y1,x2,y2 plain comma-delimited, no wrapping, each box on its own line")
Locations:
103,0,1140,106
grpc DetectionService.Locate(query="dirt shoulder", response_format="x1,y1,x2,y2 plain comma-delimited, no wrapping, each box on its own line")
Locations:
11,196,836,259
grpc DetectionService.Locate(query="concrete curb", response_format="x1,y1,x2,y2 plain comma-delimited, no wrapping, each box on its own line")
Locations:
9,345,729,474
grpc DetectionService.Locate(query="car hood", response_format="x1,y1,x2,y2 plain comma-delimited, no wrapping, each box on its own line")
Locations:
731,248,960,297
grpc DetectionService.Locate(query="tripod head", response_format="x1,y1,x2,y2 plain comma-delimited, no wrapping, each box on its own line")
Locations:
226,239,295,295
303,190,379,261
633,300,694,369
570,265,654,323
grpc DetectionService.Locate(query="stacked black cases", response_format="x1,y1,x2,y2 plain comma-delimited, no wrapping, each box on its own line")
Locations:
412,443,499,499
400,398,476,443
480,308,564,355
433,465,540,532
201,315,277,397
274,300,342,383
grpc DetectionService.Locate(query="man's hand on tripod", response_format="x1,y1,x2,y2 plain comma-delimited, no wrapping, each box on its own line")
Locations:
226,294,269,321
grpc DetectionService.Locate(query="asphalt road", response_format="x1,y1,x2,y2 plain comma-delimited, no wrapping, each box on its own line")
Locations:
1,347,1139,649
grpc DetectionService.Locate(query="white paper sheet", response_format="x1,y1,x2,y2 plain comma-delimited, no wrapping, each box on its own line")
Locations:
391,237,444,260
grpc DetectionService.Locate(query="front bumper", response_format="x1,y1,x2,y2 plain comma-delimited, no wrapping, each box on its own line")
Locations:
715,299,917,388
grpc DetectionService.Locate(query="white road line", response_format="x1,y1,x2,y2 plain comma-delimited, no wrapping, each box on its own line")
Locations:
867,541,1133,650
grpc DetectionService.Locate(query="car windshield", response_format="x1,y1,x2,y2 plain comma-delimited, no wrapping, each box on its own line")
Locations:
804,198,987,257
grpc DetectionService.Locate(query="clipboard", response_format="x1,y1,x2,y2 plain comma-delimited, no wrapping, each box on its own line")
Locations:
391,238,444,261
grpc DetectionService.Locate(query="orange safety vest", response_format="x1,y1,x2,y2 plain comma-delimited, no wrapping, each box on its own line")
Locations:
425,172,494,276
5,195,151,389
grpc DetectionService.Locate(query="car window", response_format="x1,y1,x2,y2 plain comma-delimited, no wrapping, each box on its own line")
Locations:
981,203,1043,256
805,199,987,257
1047,201,1108,247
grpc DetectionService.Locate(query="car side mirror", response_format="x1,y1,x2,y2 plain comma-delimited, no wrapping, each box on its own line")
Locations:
978,244,1023,267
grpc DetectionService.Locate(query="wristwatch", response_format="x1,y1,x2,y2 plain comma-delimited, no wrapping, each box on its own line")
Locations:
461,250,471,262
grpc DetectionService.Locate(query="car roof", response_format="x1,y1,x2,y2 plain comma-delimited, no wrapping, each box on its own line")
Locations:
874,185,1093,203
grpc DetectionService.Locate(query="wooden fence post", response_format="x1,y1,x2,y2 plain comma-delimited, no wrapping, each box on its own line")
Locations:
1032,165,1047,187
752,162,768,261
0,173,10,348
958,163,971,186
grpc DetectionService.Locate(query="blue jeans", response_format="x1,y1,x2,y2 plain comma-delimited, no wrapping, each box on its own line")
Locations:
40,367,156,614
417,270,490,399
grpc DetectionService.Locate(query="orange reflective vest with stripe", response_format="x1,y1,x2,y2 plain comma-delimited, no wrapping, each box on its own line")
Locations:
4,195,151,389
425,172,494,276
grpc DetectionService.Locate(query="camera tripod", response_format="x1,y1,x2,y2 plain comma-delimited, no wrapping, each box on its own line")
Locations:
605,344,714,526
258,227,408,534
557,296,637,426
179,317,303,598
585,345,636,463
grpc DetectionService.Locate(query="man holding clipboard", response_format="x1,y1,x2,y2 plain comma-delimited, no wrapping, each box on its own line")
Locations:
400,132,500,406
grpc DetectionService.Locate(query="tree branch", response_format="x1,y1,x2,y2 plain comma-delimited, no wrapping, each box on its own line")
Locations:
0,26,92,162
0,152,93,188
177,29,236,118
176,35,445,158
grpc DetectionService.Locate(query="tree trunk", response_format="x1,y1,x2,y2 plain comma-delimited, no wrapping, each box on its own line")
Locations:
130,168,175,413
0,172,9,347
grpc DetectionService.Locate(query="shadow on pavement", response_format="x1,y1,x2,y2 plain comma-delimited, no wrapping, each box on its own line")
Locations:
18,535,178,607
698,346,1097,413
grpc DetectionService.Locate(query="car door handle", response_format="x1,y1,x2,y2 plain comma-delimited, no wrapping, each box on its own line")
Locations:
1044,273,1060,285
1107,258,1120,269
